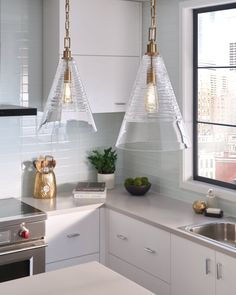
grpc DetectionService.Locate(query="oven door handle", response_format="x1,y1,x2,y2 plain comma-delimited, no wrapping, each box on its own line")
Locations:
0,242,47,257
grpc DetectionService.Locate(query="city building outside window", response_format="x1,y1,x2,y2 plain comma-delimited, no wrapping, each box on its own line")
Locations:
193,3,236,190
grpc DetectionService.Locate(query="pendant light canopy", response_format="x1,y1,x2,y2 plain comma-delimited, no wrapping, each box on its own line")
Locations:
115,0,189,152
39,0,97,133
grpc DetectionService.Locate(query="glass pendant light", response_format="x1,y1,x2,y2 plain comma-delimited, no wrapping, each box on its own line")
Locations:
116,0,190,152
39,0,97,133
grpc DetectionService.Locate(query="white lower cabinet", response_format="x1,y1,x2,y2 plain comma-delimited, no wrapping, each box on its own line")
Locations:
108,210,171,295
45,206,236,294
215,251,236,295
171,235,236,295
171,235,215,295
46,209,100,271
108,254,170,295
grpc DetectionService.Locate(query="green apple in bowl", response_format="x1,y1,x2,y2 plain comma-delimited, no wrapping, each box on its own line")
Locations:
124,177,151,196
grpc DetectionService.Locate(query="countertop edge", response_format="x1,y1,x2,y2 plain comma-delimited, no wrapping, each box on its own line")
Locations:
105,203,236,258
22,190,236,258
0,261,155,294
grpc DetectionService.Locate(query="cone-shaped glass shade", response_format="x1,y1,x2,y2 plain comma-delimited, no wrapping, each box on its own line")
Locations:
39,57,97,132
116,54,190,152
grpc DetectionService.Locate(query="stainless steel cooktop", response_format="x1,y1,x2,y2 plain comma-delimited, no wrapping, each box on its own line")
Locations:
0,198,46,227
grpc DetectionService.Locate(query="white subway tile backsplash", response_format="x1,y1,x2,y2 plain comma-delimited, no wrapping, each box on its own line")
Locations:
0,0,207,210
0,112,123,199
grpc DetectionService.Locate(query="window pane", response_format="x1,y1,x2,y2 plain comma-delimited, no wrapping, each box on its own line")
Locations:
198,8,236,67
198,68,236,124
198,123,236,184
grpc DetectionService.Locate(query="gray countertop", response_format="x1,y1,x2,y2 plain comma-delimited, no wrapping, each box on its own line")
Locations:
22,191,104,215
0,262,154,295
22,186,236,258
106,187,207,230
106,187,236,258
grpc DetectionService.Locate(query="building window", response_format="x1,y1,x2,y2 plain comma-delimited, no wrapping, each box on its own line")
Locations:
193,3,236,189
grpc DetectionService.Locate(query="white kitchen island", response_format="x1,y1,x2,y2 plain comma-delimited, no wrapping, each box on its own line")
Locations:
0,261,154,295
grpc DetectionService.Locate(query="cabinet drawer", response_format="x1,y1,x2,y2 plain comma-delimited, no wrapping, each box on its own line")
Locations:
46,209,99,263
108,254,170,295
109,210,170,283
46,253,99,272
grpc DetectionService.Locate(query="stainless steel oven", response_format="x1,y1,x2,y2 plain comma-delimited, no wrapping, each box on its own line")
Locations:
0,240,46,282
0,198,47,283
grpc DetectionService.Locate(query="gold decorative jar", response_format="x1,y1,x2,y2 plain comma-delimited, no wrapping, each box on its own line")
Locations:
33,156,56,199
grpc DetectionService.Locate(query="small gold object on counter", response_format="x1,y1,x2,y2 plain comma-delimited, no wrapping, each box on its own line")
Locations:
33,155,56,199
192,200,207,214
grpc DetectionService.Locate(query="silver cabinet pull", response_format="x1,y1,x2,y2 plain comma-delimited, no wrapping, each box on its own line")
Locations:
114,102,126,106
117,234,127,240
144,247,156,254
205,258,211,275
216,263,222,280
67,233,80,238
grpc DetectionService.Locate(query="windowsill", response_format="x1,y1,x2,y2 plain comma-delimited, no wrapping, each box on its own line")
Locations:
180,177,236,203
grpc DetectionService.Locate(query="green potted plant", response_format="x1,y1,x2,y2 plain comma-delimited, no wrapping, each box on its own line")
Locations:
87,147,117,189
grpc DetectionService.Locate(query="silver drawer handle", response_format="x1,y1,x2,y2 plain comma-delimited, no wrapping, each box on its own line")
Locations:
67,233,80,238
205,258,211,275
216,263,222,280
144,247,156,254
117,234,128,240
114,102,126,106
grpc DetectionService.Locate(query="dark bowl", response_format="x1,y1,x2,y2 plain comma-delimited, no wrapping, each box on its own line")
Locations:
124,183,151,196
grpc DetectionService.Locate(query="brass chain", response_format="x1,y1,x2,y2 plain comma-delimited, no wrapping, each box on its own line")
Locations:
148,0,157,43
64,0,71,49
151,0,156,28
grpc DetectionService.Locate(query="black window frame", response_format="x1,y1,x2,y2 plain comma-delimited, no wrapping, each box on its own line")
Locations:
193,3,236,190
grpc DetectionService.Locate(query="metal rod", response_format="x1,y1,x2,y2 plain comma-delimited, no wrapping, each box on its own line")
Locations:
117,234,128,240
205,258,211,275
216,263,222,280
0,243,47,257
67,233,80,238
144,247,156,254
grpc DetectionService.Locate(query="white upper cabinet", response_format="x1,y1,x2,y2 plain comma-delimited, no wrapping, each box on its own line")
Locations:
0,0,43,109
43,0,142,112
76,56,140,113
59,0,142,57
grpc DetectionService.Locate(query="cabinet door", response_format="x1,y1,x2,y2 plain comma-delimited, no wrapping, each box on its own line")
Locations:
216,251,236,295
59,0,142,56
44,0,142,112
46,209,99,264
76,56,140,113
171,235,215,295
109,210,170,283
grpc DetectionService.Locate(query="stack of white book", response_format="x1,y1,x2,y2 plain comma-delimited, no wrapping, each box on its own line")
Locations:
73,182,107,199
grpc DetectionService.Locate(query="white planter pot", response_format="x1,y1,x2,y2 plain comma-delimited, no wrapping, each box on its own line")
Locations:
97,173,115,189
